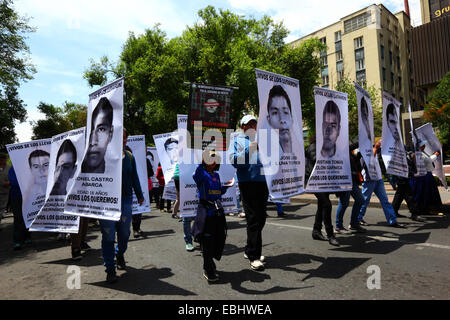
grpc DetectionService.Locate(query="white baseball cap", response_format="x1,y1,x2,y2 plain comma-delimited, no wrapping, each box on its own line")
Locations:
240,115,257,126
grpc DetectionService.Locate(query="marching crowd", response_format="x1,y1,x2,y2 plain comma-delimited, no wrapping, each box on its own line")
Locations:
0,114,445,284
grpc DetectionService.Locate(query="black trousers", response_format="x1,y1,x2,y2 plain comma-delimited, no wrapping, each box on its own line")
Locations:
313,193,333,237
158,187,171,211
239,181,269,261
201,215,222,273
392,181,420,216
11,198,30,244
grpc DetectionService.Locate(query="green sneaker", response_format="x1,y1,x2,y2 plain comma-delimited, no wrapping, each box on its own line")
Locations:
185,243,194,252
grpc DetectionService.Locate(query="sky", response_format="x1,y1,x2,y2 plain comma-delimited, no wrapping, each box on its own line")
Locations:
12,0,422,142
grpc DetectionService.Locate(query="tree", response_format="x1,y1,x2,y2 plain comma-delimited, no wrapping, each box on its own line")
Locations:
31,102,87,140
0,0,36,150
424,72,450,147
335,77,382,142
83,6,324,140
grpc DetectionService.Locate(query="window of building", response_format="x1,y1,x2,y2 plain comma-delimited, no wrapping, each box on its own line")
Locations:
382,67,386,81
321,56,328,66
356,70,366,84
355,48,365,71
336,50,343,62
335,40,342,52
380,45,385,59
354,36,364,49
344,12,371,33
322,75,329,86
398,76,402,91
397,56,400,70
389,50,393,65
391,72,394,88
337,61,344,81
335,31,342,42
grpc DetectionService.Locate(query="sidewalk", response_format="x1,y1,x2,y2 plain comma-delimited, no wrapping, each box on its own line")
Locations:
291,183,450,210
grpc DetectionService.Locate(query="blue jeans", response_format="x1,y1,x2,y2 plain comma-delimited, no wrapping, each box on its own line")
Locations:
358,179,397,225
336,183,364,228
99,196,133,272
237,194,242,212
183,216,194,244
276,203,283,214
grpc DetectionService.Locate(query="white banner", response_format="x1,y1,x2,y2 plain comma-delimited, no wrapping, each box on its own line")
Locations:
179,149,237,217
381,92,408,178
408,103,427,177
153,132,178,200
30,128,85,233
306,87,352,192
415,123,448,189
355,82,382,181
255,69,305,200
147,147,160,189
65,78,124,221
126,135,150,215
6,138,51,228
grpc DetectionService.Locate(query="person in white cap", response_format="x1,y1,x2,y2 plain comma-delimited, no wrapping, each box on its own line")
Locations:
230,115,268,271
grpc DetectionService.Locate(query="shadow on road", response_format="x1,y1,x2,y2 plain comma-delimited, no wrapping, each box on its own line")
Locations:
128,229,176,243
215,269,313,294
88,266,197,296
264,253,370,282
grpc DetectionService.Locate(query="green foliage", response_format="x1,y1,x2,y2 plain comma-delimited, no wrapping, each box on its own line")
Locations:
83,6,324,140
424,72,450,146
336,77,382,142
31,102,87,140
0,0,36,150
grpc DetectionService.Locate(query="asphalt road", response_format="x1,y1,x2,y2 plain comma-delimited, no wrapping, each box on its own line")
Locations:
0,200,449,301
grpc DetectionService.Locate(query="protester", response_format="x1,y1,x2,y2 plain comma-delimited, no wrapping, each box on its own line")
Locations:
391,149,426,222
410,141,442,214
8,166,31,249
231,115,268,271
132,155,154,238
275,203,287,217
0,153,11,223
192,150,231,282
156,163,172,213
99,128,144,284
335,144,366,234
357,140,405,228
305,137,340,246
70,217,90,260
172,163,181,219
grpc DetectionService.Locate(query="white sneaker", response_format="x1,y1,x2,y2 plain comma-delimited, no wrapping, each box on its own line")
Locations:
250,259,265,271
244,253,265,263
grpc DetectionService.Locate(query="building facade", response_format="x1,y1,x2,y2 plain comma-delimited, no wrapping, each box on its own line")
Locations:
290,4,415,141
421,0,450,24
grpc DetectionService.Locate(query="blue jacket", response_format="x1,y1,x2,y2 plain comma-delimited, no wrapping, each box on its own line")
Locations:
193,164,227,216
122,151,144,200
231,132,266,183
8,167,22,199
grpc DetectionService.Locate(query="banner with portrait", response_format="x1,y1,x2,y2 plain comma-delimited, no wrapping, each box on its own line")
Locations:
179,149,237,217
147,147,160,189
381,92,408,178
153,132,178,201
30,128,85,233
415,123,448,189
126,135,150,215
65,78,124,221
255,69,305,200
355,82,382,181
408,103,427,177
306,87,352,192
6,138,52,228
187,84,233,151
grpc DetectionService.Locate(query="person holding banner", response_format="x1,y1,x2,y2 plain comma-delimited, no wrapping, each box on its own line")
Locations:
357,140,405,228
391,149,426,222
156,164,172,213
231,115,268,271
8,166,31,250
411,141,442,214
192,150,231,282
0,153,10,222
99,129,144,284
305,138,340,246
